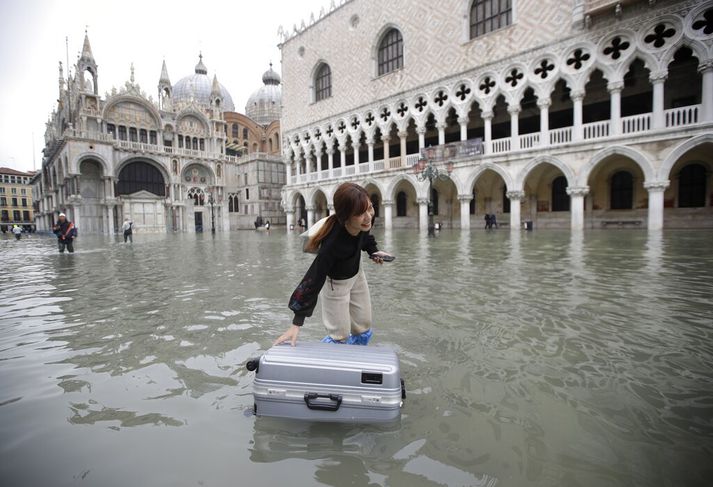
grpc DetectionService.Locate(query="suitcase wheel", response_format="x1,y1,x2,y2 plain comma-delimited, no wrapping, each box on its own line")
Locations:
246,359,260,372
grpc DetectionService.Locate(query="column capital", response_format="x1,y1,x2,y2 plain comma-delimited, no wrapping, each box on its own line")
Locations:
415,126,427,135
305,205,315,212
644,180,670,192
327,204,335,211
607,80,624,93
481,110,494,120
326,146,335,155
457,194,473,202
435,122,447,130
507,105,521,115
382,199,394,207
366,137,375,146
397,130,408,138
566,186,589,197
284,208,295,214
417,197,429,205
698,60,713,74
649,71,668,84
457,116,469,125
506,190,525,201
570,90,585,102
536,98,551,109
381,134,391,143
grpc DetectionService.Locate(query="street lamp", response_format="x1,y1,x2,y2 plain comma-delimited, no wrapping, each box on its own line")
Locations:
414,150,454,236
206,187,216,234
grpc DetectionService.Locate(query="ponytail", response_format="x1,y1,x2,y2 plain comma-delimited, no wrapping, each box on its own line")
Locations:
304,214,338,253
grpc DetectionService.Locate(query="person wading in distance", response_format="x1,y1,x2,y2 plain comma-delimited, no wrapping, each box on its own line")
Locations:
275,182,393,346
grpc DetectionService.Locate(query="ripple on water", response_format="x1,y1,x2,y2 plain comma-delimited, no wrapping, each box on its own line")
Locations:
1,230,713,486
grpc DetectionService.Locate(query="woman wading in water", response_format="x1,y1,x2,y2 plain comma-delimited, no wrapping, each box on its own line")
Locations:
275,183,393,346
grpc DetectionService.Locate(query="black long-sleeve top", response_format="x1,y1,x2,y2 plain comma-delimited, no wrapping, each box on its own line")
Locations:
289,223,379,326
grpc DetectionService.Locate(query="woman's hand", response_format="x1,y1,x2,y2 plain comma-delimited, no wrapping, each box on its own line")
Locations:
370,251,393,265
274,324,300,347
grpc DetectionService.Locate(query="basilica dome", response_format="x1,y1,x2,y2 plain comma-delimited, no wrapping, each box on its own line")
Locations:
173,55,235,111
245,63,281,125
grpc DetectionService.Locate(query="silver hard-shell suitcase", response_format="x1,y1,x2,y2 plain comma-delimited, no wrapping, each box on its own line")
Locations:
246,342,405,423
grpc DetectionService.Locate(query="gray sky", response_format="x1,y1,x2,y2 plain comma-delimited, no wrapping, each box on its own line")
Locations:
0,0,327,172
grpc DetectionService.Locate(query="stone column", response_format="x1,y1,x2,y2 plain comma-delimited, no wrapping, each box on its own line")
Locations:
566,186,589,230
295,153,302,178
383,200,394,230
367,138,375,164
382,135,390,161
506,190,524,231
508,106,520,150
72,204,82,234
458,116,468,141
645,181,669,230
305,152,313,178
482,110,493,154
538,99,550,147
285,208,294,231
285,160,292,185
327,147,334,177
608,81,623,136
572,90,584,141
306,206,315,229
458,194,472,230
352,137,360,167
700,62,713,122
339,142,347,167
327,203,334,217
437,123,446,145
651,73,667,130
418,197,429,231
416,127,426,151
399,130,408,167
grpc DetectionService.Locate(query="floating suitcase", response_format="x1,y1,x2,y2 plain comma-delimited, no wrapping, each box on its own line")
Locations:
246,342,405,423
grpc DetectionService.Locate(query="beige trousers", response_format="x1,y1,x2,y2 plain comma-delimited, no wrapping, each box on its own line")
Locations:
320,268,372,341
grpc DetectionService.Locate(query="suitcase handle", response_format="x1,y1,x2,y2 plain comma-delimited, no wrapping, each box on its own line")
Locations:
304,393,342,411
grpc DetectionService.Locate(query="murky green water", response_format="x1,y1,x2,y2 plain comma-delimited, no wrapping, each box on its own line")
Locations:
1,229,712,487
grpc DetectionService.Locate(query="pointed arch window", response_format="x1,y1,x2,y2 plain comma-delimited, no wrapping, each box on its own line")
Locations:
315,63,332,102
378,29,403,76
470,0,512,39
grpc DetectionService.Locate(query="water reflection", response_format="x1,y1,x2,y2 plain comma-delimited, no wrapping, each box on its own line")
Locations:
1,230,713,486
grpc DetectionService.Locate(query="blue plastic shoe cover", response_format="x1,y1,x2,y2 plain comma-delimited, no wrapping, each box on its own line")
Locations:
346,328,373,345
321,335,346,344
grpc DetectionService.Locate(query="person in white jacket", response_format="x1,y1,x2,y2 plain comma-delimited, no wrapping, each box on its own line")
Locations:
121,218,134,243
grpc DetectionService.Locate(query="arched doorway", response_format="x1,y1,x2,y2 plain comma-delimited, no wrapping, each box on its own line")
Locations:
471,169,509,229
391,179,417,228
586,154,647,227
79,159,105,233
521,162,570,228
116,160,168,233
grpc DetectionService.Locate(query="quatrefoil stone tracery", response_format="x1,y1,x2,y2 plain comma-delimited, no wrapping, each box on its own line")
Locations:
479,77,495,94
414,97,427,112
505,69,523,87
455,84,471,101
644,24,676,48
603,36,630,60
567,49,590,70
534,60,554,79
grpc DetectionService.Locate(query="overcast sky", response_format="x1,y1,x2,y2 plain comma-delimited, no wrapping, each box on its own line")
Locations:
0,0,327,172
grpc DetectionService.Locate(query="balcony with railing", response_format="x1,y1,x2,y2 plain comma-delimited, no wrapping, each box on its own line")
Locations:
288,104,704,186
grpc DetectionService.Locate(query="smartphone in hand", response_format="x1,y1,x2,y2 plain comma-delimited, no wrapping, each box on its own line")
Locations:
370,254,395,262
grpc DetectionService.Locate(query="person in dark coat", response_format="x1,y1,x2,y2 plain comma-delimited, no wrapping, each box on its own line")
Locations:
52,213,77,253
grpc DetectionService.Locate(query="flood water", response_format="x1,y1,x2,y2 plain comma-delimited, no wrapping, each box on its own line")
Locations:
1,228,712,487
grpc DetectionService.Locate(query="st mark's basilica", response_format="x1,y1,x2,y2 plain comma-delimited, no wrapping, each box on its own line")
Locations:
33,32,285,233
